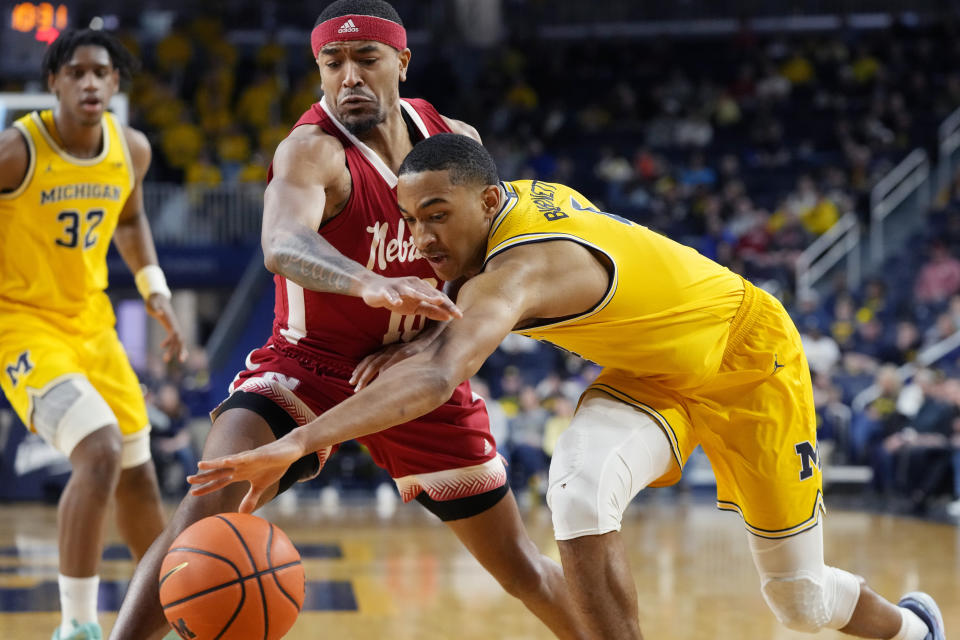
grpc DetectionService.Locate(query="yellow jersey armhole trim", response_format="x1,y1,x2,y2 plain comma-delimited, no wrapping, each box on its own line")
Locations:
0,122,37,200
488,182,519,239
112,114,135,192
489,232,619,331
31,111,110,166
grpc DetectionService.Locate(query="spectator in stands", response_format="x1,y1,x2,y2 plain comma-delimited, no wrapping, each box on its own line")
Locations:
830,293,859,350
811,370,850,461
801,317,841,375
923,313,958,349
850,365,906,466
148,382,198,497
851,317,887,363
872,369,955,502
542,394,576,460
470,378,509,458
506,386,550,505
879,320,922,366
154,21,193,88
678,151,717,189
184,149,222,188
914,241,960,304
160,113,204,176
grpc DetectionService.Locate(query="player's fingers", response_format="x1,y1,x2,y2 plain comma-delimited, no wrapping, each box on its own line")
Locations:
187,467,232,484
238,487,262,514
417,302,460,322
378,348,416,372
350,354,380,385
382,288,402,305
406,284,452,305
187,475,235,496
197,455,238,471
167,333,187,363
354,354,390,390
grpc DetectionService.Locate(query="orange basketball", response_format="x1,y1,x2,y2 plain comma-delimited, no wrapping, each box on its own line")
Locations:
159,513,305,640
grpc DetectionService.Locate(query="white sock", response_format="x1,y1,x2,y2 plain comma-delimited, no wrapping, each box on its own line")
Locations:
890,607,931,640
59,574,99,634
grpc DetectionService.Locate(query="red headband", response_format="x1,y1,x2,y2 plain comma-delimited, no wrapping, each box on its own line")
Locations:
311,14,407,57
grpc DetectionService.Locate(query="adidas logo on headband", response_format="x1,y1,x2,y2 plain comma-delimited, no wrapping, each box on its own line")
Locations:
312,14,408,56
338,19,360,33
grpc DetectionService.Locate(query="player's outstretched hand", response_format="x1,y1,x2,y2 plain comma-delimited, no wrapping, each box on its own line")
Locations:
187,435,307,514
146,293,188,363
361,275,462,322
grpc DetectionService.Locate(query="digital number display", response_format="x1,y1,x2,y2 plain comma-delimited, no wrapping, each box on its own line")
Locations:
10,2,68,43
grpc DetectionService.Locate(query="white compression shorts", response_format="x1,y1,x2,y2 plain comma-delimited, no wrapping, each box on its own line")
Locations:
546,389,676,540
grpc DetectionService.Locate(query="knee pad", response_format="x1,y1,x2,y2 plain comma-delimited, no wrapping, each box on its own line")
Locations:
547,391,674,540
31,375,117,458
761,566,860,633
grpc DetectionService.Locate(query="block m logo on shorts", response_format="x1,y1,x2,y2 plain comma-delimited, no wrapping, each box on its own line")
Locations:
5,351,33,387
794,440,821,481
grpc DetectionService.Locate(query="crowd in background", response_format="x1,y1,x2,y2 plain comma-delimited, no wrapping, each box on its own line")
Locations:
3,10,960,519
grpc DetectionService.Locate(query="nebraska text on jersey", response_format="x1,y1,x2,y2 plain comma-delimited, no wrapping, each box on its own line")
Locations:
365,219,421,271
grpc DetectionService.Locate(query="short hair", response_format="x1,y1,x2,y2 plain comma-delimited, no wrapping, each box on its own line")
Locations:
42,29,138,82
399,134,499,187
315,0,403,28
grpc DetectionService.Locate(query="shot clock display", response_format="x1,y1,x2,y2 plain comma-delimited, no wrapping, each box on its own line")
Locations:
3,2,70,75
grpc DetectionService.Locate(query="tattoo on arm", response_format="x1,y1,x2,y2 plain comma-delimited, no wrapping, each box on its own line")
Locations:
273,231,365,294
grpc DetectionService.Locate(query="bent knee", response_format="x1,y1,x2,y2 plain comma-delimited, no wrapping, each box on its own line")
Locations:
71,427,124,477
762,575,831,632
761,567,860,633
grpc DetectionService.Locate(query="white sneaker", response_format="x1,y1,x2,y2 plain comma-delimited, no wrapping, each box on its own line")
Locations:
945,498,960,518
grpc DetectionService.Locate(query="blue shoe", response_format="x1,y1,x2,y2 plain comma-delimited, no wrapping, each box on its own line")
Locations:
899,592,945,640
51,620,102,640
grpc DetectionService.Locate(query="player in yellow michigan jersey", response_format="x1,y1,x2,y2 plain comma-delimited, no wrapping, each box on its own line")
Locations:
190,134,946,640
0,29,185,640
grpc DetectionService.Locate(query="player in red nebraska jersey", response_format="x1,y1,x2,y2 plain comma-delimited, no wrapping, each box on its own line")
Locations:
109,2,588,639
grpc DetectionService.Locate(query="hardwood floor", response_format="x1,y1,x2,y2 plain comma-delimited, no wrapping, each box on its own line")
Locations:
1,496,957,639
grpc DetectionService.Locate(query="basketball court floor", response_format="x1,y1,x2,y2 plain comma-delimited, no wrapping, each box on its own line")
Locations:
2,495,958,639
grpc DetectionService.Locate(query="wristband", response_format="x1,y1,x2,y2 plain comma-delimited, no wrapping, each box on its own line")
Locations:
135,265,172,300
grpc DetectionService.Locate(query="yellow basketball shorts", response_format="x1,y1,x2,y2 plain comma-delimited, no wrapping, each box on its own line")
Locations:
0,314,149,452
590,284,824,539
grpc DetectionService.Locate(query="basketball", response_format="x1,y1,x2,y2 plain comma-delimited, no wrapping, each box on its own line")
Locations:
158,513,305,640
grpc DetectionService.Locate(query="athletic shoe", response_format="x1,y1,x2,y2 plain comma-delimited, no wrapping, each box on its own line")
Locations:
51,620,102,640
899,591,945,640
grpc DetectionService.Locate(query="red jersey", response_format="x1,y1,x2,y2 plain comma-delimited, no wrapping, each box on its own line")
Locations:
270,97,452,369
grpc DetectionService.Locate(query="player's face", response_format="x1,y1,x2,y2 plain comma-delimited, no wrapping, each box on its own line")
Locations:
317,41,410,136
48,45,119,127
398,170,500,281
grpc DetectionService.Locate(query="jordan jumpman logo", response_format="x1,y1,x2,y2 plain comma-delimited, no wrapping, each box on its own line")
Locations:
773,354,785,373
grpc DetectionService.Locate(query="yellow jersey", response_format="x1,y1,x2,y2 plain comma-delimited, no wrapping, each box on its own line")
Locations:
486,180,745,390
0,110,134,332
